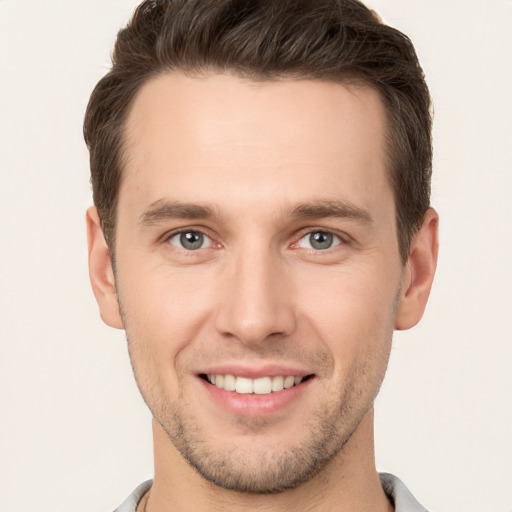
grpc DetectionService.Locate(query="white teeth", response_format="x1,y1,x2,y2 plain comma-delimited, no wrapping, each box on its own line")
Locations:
284,376,295,389
235,377,253,394
207,374,306,394
223,374,236,391
271,376,284,392
253,377,272,394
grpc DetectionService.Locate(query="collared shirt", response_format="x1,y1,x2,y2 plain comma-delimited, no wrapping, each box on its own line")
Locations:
114,473,428,511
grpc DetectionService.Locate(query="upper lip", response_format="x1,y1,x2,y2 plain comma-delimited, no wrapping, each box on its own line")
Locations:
196,363,313,379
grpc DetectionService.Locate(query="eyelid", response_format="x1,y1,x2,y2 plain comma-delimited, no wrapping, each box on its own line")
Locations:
159,225,349,252
163,227,218,250
300,231,341,249
293,227,348,245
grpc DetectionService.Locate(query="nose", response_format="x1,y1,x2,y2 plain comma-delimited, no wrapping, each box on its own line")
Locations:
214,247,296,346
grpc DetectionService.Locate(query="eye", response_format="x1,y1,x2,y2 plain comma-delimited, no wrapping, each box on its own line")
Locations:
297,231,342,251
167,230,212,251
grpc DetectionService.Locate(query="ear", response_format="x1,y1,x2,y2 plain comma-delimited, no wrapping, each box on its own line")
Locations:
86,206,124,329
395,208,439,330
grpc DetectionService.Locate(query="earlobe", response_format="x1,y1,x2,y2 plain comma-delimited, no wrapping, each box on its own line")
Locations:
86,206,124,329
395,208,439,330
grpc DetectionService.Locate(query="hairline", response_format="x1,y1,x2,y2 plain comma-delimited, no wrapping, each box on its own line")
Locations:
107,68,413,263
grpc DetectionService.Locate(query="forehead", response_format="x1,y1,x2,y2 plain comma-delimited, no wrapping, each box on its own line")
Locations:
120,72,391,218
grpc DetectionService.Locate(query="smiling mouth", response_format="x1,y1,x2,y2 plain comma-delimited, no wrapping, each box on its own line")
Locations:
200,374,314,395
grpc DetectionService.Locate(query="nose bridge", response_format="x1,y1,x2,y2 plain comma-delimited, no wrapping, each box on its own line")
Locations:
214,239,295,345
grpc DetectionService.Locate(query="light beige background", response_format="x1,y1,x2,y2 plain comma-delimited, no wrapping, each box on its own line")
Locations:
1,1,511,510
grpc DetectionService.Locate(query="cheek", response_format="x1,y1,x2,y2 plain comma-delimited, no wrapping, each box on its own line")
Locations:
116,262,218,366
296,264,399,367
117,269,214,408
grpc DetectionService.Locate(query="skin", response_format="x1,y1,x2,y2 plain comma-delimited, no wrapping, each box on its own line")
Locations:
87,73,438,512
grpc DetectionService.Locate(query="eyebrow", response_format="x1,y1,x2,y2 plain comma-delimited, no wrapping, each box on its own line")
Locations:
290,200,373,224
138,200,217,226
138,198,373,227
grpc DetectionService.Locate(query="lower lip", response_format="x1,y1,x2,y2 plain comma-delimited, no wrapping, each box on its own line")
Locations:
199,377,314,417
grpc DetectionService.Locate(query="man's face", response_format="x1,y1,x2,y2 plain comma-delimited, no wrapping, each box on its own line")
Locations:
111,73,406,492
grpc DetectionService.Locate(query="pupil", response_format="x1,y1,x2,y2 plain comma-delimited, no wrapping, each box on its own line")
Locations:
310,232,333,250
180,231,203,250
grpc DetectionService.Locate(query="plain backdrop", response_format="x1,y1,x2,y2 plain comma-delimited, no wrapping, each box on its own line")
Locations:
1,1,511,511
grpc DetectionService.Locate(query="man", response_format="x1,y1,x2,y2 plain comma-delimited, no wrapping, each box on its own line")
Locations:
84,0,438,510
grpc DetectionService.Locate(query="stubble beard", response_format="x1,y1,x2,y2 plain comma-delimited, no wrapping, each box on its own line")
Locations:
157,390,358,494
126,341,391,495
119,288,398,495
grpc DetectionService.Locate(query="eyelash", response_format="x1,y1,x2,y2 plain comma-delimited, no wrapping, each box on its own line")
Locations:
164,227,347,253
294,230,344,251
166,229,215,251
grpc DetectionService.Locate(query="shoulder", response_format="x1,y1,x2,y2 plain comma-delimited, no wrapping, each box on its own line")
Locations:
379,473,429,512
113,475,425,511
113,480,153,512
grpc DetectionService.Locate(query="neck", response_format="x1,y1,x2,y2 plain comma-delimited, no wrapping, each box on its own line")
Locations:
144,409,393,512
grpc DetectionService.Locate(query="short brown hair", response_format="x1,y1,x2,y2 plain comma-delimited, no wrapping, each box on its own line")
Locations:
84,0,432,262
